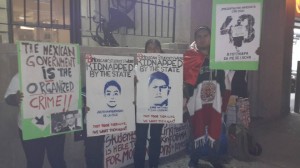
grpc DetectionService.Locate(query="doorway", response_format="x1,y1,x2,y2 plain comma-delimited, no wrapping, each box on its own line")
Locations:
291,27,300,113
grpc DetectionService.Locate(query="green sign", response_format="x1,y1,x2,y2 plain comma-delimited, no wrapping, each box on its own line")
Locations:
210,0,263,70
18,41,82,140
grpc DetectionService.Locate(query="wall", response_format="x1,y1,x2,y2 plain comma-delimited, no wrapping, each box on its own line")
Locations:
174,0,192,44
0,44,185,168
255,0,294,118
190,0,212,43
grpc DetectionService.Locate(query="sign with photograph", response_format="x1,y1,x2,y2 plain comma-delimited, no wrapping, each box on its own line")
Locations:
210,0,263,70
18,41,82,140
136,53,183,124
86,55,135,137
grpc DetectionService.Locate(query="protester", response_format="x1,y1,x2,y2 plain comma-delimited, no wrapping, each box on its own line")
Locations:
134,39,164,168
183,26,226,168
5,73,67,168
73,87,105,168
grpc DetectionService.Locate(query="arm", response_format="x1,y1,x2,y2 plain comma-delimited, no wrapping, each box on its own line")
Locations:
5,91,23,107
183,82,194,99
4,74,22,107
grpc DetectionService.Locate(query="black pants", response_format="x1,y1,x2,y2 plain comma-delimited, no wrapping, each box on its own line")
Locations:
84,135,105,168
134,123,163,168
19,130,66,168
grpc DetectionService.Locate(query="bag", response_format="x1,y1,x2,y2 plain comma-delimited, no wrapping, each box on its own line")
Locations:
226,96,250,129
236,98,250,128
228,124,262,161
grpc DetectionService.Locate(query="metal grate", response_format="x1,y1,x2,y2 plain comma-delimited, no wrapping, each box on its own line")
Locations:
85,0,176,45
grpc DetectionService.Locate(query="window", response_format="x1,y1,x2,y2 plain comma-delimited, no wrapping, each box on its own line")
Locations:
10,0,70,43
0,0,9,43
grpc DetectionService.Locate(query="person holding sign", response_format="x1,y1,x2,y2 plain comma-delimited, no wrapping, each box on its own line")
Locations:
78,87,105,168
134,39,164,168
183,27,226,168
4,74,67,168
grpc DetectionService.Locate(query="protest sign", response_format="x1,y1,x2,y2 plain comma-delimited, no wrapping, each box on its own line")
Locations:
136,53,183,124
18,41,82,140
104,123,189,168
210,0,263,70
86,55,135,136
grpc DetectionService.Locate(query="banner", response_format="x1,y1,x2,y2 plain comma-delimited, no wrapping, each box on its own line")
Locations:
86,55,135,137
210,0,263,70
18,41,82,140
136,53,183,124
104,123,189,168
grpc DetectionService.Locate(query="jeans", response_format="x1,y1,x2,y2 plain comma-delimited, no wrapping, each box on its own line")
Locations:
84,135,105,168
19,130,66,168
134,123,163,168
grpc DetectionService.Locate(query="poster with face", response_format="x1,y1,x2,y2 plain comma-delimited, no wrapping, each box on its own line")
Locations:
210,0,263,70
17,41,82,140
136,53,183,124
86,55,135,137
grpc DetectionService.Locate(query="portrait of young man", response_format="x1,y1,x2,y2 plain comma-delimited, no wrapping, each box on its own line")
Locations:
61,111,81,132
104,80,122,108
148,71,171,108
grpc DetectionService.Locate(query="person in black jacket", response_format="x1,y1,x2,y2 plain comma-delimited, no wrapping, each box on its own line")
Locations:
74,87,105,168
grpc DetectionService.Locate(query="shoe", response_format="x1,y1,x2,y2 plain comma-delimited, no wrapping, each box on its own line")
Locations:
188,160,197,168
210,161,224,168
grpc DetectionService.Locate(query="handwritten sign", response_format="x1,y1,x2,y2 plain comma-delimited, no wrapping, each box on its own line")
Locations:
104,132,136,168
86,55,135,136
210,0,263,70
104,123,189,168
18,41,81,140
136,53,183,124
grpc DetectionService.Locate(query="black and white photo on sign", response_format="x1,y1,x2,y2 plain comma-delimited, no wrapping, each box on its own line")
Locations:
51,110,82,133
148,71,171,108
136,53,183,124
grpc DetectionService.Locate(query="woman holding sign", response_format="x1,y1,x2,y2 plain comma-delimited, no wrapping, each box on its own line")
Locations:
183,26,226,168
134,39,164,168
4,74,67,168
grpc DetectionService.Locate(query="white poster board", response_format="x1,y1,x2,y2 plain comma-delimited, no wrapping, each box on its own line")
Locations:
18,41,81,140
136,53,183,124
86,55,135,137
